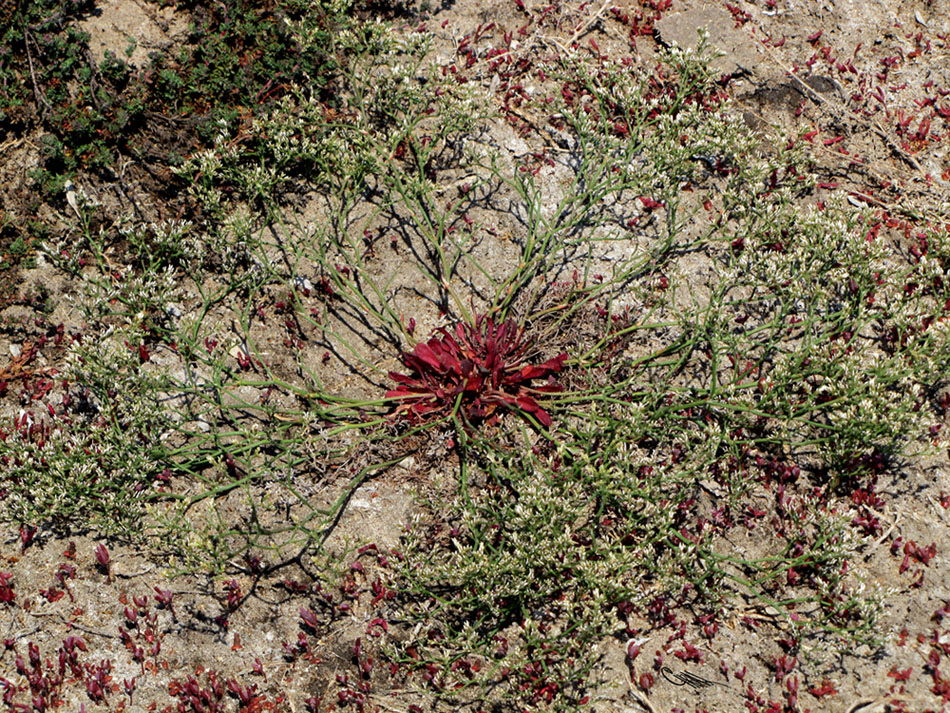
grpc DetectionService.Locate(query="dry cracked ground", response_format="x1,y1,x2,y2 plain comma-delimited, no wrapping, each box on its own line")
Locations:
2,0,950,712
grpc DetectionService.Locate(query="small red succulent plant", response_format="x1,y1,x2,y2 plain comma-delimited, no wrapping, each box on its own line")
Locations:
386,315,567,428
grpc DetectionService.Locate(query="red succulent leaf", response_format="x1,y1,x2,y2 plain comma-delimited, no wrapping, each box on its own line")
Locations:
462,371,484,393
454,321,471,350
515,396,553,426
439,333,463,368
516,395,541,412
515,353,566,380
388,371,420,386
403,352,435,375
387,315,566,430
483,392,517,408
532,380,564,394
539,352,567,372
299,608,319,632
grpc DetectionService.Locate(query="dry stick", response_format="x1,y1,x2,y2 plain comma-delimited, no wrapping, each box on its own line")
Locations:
628,689,660,713
845,694,911,713
0,137,25,153
22,28,52,116
862,506,900,560
538,33,572,55
538,0,612,54
83,48,103,111
568,0,613,46
846,189,892,210
870,119,923,172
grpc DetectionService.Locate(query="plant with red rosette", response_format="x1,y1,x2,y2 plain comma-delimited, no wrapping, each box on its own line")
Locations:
387,315,566,429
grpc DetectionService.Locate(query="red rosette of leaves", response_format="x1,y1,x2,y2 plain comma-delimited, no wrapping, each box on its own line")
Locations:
386,315,566,428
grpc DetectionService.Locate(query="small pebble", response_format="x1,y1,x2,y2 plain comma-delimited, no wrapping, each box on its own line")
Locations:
293,277,314,292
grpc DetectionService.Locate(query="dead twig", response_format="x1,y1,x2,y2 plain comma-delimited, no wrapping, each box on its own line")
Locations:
568,0,613,45
862,507,900,560
0,342,58,382
845,693,911,713
870,120,923,171
627,689,659,713
83,47,103,111
0,137,25,154
22,27,53,116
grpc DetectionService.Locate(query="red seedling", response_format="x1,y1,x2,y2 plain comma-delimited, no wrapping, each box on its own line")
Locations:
888,667,912,682
154,587,177,621
19,525,36,553
226,679,257,706
0,573,14,604
282,579,310,594
94,543,112,583
387,315,566,428
63,635,87,653
252,658,266,680
809,679,837,697
224,580,242,612
300,608,319,633
674,640,703,662
367,617,388,636
639,196,665,211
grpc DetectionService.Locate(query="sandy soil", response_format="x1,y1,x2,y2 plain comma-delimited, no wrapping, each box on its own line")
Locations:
2,0,950,711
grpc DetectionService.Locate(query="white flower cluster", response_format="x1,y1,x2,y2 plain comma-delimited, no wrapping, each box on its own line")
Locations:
171,120,240,211
2,323,166,534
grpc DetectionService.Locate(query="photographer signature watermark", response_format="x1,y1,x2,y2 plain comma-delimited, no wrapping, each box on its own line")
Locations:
660,666,729,692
